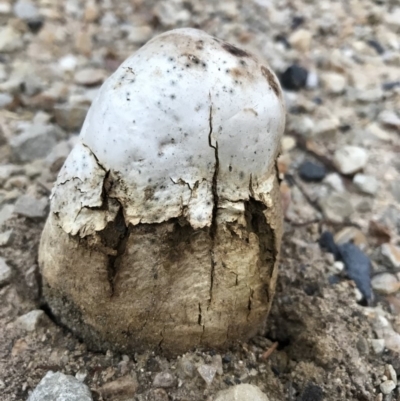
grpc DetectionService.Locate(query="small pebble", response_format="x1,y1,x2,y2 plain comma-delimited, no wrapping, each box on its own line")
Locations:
381,244,400,270
313,117,340,136
353,174,378,195
298,161,327,182
0,230,14,247
27,371,92,401
0,93,14,109
334,227,367,247
0,204,14,227
152,372,175,388
367,39,385,55
339,243,373,302
319,193,354,223
380,380,396,395
281,136,296,152
197,364,217,386
75,369,88,383
333,146,368,175
288,29,312,52
101,374,138,400
385,364,397,386
13,0,40,21
321,72,347,94
323,173,345,193
379,110,400,131
214,384,270,401
0,257,12,286
14,195,48,220
14,310,45,331
280,64,308,91
74,69,105,86
371,273,400,295
371,339,385,354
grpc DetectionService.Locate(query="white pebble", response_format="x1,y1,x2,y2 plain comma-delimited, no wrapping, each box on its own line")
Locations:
380,380,396,395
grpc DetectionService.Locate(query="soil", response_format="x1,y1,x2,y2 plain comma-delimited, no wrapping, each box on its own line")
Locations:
1,0,400,400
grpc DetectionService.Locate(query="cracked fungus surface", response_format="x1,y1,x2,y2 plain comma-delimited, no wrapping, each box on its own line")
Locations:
40,28,285,355
51,28,285,237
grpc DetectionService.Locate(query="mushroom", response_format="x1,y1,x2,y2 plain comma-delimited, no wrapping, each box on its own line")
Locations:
39,28,286,355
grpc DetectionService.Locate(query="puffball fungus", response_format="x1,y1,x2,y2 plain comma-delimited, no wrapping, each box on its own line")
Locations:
39,28,286,355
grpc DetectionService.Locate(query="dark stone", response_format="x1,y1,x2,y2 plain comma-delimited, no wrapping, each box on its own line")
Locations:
291,16,305,30
320,231,373,302
298,383,324,401
328,275,341,285
382,81,400,91
298,161,327,182
338,242,373,302
27,18,44,33
319,231,340,260
280,64,308,91
367,39,385,55
313,97,323,105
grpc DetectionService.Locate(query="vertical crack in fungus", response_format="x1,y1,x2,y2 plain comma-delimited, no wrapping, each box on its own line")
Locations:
208,103,219,309
244,198,277,315
99,202,131,297
198,302,202,325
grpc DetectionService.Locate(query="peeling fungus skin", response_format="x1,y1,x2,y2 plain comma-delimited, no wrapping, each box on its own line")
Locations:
40,28,286,356
52,28,285,235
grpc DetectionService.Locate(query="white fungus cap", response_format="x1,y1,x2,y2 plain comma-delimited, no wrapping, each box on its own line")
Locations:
51,28,285,236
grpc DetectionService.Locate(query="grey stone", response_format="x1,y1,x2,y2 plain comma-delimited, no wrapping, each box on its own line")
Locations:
313,117,340,137
385,364,397,386
333,146,368,175
357,87,383,103
14,310,45,331
379,110,400,130
177,356,195,379
27,371,93,401
101,374,138,400
371,273,400,295
319,193,354,223
381,244,400,270
321,72,347,94
13,0,40,21
0,164,24,186
390,180,400,203
74,69,105,86
0,204,14,226
197,364,217,386
214,384,269,401
355,198,373,213
288,115,315,137
54,104,89,131
0,93,13,109
371,339,385,354
0,229,14,246
212,354,223,375
152,372,175,388
75,369,88,383
353,174,378,195
323,173,346,193
0,26,23,53
380,380,396,395
14,195,48,219
10,124,65,163
126,26,153,44
0,257,12,285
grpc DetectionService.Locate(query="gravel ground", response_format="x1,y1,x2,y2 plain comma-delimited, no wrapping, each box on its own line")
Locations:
0,0,400,400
